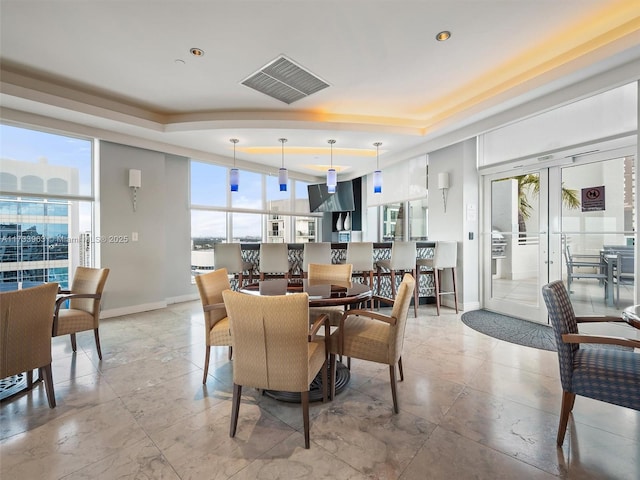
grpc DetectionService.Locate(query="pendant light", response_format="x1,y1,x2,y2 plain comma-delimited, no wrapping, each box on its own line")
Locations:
326,139,337,193
278,138,288,191
229,138,239,192
373,142,383,194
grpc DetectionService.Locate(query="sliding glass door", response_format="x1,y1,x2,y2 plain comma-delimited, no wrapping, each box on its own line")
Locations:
483,146,637,322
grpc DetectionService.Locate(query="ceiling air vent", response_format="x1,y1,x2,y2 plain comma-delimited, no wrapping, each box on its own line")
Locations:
241,56,329,104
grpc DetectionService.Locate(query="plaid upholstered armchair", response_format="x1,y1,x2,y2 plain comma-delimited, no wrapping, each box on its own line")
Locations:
330,273,415,413
1,283,60,408
53,267,110,360
222,290,330,449
195,268,233,384
541,280,640,446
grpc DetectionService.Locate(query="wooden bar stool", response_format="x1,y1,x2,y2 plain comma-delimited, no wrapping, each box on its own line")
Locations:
213,243,254,288
259,243,290,280
417,241,458,315
346,242,374,307
375,241,418,317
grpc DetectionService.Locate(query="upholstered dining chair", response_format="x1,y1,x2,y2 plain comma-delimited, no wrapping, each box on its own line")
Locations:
376,241,418,317
541,280,640,446
213,243,254,288
307,262,353,326
1,282,60,408
330,273,415,413
53,266,110,360
301,242,332,277
195,268,233,384
222,290,330,449
416,240,458,315
259,243,291,280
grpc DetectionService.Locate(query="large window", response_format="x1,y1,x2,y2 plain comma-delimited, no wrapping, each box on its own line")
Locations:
0,124,94,290
190,160,317,273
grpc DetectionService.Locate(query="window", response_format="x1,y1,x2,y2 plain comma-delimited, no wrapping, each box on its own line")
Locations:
0,124,94,290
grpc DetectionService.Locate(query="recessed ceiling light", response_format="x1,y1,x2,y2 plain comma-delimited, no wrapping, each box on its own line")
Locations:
435,31,451,42
190,48,204,57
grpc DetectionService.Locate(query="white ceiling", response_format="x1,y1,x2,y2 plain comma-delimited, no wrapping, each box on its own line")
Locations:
1,0,639,181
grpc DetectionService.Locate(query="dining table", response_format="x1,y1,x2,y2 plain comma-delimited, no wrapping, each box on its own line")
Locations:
621,305,640,330
239,278,372,403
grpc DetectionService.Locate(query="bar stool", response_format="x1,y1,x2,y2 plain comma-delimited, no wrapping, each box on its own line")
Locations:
213,243,254,288
259,243,290,280
417,241,458,315
376,241,418,317
301,242,332,277
346,242,373,297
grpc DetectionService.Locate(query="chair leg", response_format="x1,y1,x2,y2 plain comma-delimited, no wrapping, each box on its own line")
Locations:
230,383,242,437
557,391,575,446
228,345,233,361
301,390,311,449
389,364,399,414
376,267,383,295
434,269,441,316
26,369,34,389
70,333,77,352
451,267,459,313
330,354,337,400
41,363,56,408
398,356,404,382
202,346,211,384
94,328,103,360
321,358,328,403
390,270,396,299
411,268,418,317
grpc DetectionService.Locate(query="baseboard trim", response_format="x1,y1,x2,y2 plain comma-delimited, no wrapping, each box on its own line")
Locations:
101,301,168,319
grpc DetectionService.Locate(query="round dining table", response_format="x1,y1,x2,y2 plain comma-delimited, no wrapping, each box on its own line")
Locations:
239,278,372,403
621,305,640,330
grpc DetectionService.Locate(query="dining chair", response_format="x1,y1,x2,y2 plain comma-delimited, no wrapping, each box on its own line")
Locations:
541,280,640,446
563,243,606,295
52,266,110,360
376,241,418,317
301,242,331,277
222,290,330,449
612,252,634,306
213,243,254,288
346,242,374,291
0,282,60,408
194,268,233,384
259,243,291,280
307,262,353,326
330,273,415,413
416,241,458,315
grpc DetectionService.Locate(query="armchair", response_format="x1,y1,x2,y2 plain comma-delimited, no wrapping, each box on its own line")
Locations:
541,280,640,446
194,268,233,384
53,267,110,360
1,283,60,408
222,290,330,449
330,273,415,413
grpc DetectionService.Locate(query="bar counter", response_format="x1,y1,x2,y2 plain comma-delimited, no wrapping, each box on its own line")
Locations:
239,242,436,301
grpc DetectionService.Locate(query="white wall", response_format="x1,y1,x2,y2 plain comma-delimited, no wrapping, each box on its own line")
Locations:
99,142,193,316
428,139,480,311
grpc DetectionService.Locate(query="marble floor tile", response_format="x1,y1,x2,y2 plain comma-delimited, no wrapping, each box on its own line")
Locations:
1,300,638,479
400,426,557,480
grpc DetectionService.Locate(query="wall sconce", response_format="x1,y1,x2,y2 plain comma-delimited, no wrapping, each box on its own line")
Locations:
438,172,449,213
128,169,141,212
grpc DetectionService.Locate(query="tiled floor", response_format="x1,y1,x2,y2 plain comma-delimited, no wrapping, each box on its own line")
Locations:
1,300,639,479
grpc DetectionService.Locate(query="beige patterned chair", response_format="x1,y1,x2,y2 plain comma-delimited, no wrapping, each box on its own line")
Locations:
195,268,233,384
53,267,110,360
1,283,60,408
307,262,353,326
222,290,330,449
330,273,415,413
